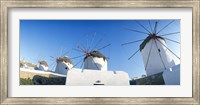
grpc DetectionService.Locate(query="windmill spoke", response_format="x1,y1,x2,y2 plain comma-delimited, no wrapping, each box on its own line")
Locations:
61,48,69,57
61,50,70,57
56,50,59,60
59,47,63,57
51,63,57,71
88,32,96,51
41,56,46,61
163,37,180,44
91,57,100,70
86,34,89,51
71,59,83,69
80,44,87,51
50,56,55,59
57,62,60,72
145,40,153,70
124,28,150,35
154,21,158,34
50,58,56,61
80,60,84,70
136,21,152,34
106,57,110,60
148,20,153,33
156,39,180,60
158,32,180,37
128,49,140,60
78,46,87,53
49,62,55,68
70,54,86,59
91,37,103,51
121,39,145,46
97,44,111,51
72,48,84,53
154,40,166,70
61,48,67,56
157,20,175,34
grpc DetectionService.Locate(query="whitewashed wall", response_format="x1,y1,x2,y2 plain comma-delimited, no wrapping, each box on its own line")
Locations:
162,64,180,85
55,62,73,75
66,68,130,86
38,65,48,71
84,57,107,71
141,39,175,76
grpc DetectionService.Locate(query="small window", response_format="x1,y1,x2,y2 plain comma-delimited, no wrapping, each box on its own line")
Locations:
93,80,104,85
93,83,104,85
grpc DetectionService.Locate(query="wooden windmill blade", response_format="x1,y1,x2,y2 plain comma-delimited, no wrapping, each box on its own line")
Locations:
124,28,150,35
121,39,145,46
158,32,180,37
135,21,152,34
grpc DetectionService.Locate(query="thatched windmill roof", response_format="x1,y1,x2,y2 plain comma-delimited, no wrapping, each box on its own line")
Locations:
140,35,166,51
39,60,48,67
20,62,24,68
84,50,108,61
56,56,73,64
20,60,37,68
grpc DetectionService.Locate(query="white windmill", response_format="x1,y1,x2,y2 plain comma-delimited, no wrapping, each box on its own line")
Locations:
83,50,108,71
66,32,130,86
69,32,110,71
49,48,74,75
38,60,49,71
33,56,49,71
122,20,180,78
20,58,36,70
54,56,73,75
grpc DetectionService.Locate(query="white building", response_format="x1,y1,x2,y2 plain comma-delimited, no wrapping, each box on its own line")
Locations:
66,68,130,86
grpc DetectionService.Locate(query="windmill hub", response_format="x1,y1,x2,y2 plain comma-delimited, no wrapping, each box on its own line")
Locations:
56,57,62,63
150,34,157,40
86,52,92,57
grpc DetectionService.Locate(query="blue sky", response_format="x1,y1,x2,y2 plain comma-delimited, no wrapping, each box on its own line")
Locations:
20,20,180,78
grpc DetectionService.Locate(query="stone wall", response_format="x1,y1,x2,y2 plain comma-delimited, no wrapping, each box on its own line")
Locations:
20,70,52,79
132,72,165,85
32,75,66,85
20,69,66,85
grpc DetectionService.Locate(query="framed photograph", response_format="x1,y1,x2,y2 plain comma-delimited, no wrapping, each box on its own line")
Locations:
1,0,199,104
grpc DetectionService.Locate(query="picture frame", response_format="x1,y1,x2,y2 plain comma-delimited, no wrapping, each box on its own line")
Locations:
0,0,199,104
